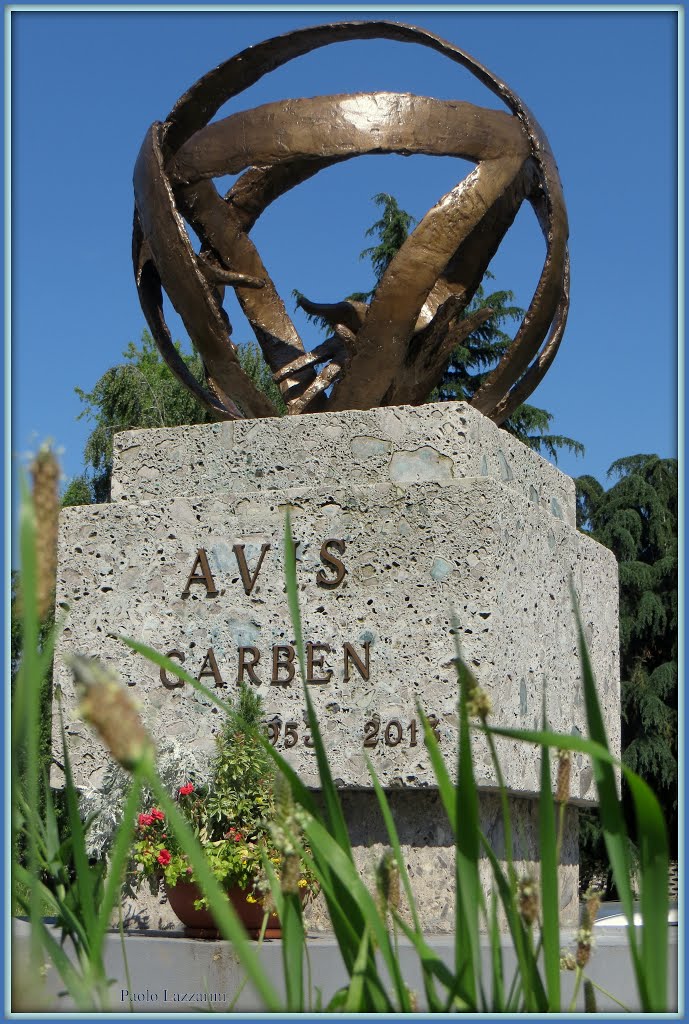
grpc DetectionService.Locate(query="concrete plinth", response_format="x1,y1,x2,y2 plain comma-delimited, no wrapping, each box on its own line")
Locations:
52,402,620,929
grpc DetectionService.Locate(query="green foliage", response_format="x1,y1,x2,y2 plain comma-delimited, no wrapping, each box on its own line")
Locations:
429,275,516,397
74,333,283,502
236,341,286,415
203,685,276,835
358,192,417,289
11,570,57,848
499,403,584,462
129,798,280,900
61,475,94,507
75,331,214,501
127,685,315,907
12,469,97,833
576,455,678,882
12,474,147,1011
430,280,583,460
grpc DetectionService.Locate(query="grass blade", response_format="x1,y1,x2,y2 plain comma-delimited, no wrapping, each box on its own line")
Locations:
571,597,636,933
261,739,370,970
343,923,370,1012
365,755,443,1012
42,770,61,866
483,718,669,1010
300,816,404,1011
538,700,560,1010
60,715,98,942
488,890,505,1011
624,766,669,1010
261,854,305,1012
119,638,233,715
280,893,305,1009
575,598,668,1011
364,755,421,930
393,913,463,1000
283,513,352,855
16,477,43,967
31,919,96,1011
417,705,456,830
13,862,90,953
478,831,547,1011
453,659,481,1009
91,763,144,962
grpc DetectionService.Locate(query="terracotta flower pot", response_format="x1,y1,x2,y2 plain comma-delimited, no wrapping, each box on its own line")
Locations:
165,880,282,939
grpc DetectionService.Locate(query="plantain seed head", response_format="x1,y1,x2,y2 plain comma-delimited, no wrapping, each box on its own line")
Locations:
518,875,539,927
555,748,572,804
30,445,60,620
69,655,153,771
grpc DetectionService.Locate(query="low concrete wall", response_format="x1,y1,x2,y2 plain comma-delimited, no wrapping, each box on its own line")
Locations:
12,920,679,1014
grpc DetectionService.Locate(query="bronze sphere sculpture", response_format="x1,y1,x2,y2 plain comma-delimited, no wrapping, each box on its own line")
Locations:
133,21,569,423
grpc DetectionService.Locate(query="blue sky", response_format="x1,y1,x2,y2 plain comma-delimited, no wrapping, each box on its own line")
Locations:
9,6,680,506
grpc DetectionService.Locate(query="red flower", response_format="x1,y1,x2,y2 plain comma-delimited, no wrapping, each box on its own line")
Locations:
179,783,194,796
233,832,242,842
157,849,171,866
138,813,154,828
150,808,165,821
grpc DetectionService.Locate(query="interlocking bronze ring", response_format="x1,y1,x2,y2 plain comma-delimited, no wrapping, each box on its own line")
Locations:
133,21,569,423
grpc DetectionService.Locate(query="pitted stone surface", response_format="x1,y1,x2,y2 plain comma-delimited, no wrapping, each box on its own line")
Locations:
53,406,620,929
111,403,577,528
53,408,619,800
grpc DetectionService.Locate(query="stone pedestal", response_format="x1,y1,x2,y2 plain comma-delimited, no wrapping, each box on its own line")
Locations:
52,402,620,929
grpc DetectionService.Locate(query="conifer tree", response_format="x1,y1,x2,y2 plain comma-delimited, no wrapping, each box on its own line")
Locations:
299,192,582,461
577,455,678,882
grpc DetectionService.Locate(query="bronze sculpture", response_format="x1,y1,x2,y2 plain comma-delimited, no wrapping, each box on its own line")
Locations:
133,21,569,424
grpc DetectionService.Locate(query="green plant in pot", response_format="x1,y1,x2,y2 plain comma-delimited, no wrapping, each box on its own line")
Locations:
129,685,316,938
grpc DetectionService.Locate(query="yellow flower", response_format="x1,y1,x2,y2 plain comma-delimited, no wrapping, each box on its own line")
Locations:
245,894,257,904
298,878,308,888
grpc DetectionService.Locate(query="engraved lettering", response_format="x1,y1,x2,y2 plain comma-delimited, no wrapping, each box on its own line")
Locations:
271,645,295,686
160,649,185,689
181,549,218,598
363,717,380,747
316,538,347,589
343,641,370,682
306,642,333,684
385,719,403,746
265,720,281,746
197,648,225,688
233,543,271,595
237,646,262,685
427,713,441,742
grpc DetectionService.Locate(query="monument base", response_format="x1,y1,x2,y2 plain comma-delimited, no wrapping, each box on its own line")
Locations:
120,793,579,932
52,402,619,934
